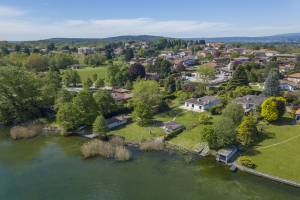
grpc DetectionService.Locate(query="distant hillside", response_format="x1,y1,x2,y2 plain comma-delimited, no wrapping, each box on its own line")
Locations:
196,33,300,43
11,33,300,46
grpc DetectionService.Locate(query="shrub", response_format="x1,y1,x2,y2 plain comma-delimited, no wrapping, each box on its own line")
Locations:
115,146,131,161
238,156,256,169
10,125,43,140
139,139,164,151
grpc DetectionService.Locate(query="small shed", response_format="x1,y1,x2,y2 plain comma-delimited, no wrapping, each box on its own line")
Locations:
216,146,238,164
162,121,184,134
107,115,131,129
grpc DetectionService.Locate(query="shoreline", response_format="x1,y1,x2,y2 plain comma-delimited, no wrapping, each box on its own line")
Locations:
124,139,300,189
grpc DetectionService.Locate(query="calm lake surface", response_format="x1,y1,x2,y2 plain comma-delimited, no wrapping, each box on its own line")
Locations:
0,131,299,200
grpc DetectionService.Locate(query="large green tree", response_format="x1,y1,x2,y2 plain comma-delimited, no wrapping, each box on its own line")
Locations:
0,67,44,125
26,54,49,72
261,97,286,122
62,69,81,87
93,90,116,116
93,115,108,136
222,103,244,127
132,102,153,126
263,68,280,97
132,80,162,107
227,65,249,90
237,115,258,147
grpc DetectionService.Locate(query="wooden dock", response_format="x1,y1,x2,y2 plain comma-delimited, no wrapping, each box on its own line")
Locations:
233,162,300,188
81,133,99,139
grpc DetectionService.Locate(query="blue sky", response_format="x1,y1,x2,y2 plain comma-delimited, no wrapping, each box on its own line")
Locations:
0,0,300,40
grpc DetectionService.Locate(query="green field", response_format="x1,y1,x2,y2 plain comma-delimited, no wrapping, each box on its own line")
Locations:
108,123,165,142
76,66,108,81
247,117,300,182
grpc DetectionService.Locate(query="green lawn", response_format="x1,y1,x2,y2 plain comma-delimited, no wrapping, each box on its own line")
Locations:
76,66,108,81
108,123,165,143
247,118,300,182
108,108,218,150
156,109,218,150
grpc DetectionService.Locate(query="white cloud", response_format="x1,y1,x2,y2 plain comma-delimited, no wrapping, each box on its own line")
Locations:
0,5,25,17
0,18,233,40
0,18,299,41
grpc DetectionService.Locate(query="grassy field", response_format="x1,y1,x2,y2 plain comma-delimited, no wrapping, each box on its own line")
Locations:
108,123,165,142
246,117,300,182
76,66,108,81
108,107,218,150
156,109,217,150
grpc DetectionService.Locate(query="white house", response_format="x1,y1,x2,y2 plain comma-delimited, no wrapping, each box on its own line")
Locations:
183,96,221,112
279,80,299,91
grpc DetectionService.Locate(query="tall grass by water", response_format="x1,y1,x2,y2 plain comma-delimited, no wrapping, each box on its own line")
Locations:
139,139,165,151
81,139,131,161
10,125,43,140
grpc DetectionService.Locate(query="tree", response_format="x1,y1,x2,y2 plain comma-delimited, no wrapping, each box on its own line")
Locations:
49,53,77,70
164,76,176,94
56,102,79,131
237,115,258,147
62,69,81,87
132,80,162,108
132,102,153,126
40,68,62,106
201,126,217,148
124,48,134,61
197,65,215,84
26,54,49,72
261,97,286,122
213,117,236,148
263,68,280,96
84,54,106,66
106,65,129,87
149,58,171,78
95,78,105,88
93,115,108,136
0,67,44,125
72,91,97,126
227,65,249,90
54,89,74,111
92,73,98,82
128,63,145,81
47,43,56,51
222,103,244,127
83,77,93,89
232,86,252,98
94,90,116,116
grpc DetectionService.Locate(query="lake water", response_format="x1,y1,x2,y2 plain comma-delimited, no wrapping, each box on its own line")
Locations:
0,131,299,200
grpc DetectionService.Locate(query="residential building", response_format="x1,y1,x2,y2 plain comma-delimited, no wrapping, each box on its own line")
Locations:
234,95,266,113
280,79,299,91
183,96,221,112
287,73,300,84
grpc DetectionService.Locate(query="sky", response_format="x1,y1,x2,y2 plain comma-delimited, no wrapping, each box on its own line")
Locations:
0,0,300,41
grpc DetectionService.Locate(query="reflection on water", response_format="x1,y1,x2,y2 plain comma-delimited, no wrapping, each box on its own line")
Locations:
0,130,299,200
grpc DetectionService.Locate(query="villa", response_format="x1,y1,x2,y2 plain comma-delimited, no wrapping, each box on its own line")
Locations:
183,96,221,112
234,95,266,113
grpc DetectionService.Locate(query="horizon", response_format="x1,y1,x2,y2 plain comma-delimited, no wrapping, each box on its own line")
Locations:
0,0,300,41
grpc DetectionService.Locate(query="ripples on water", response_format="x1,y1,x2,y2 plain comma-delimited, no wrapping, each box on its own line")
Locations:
0,133,299,200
